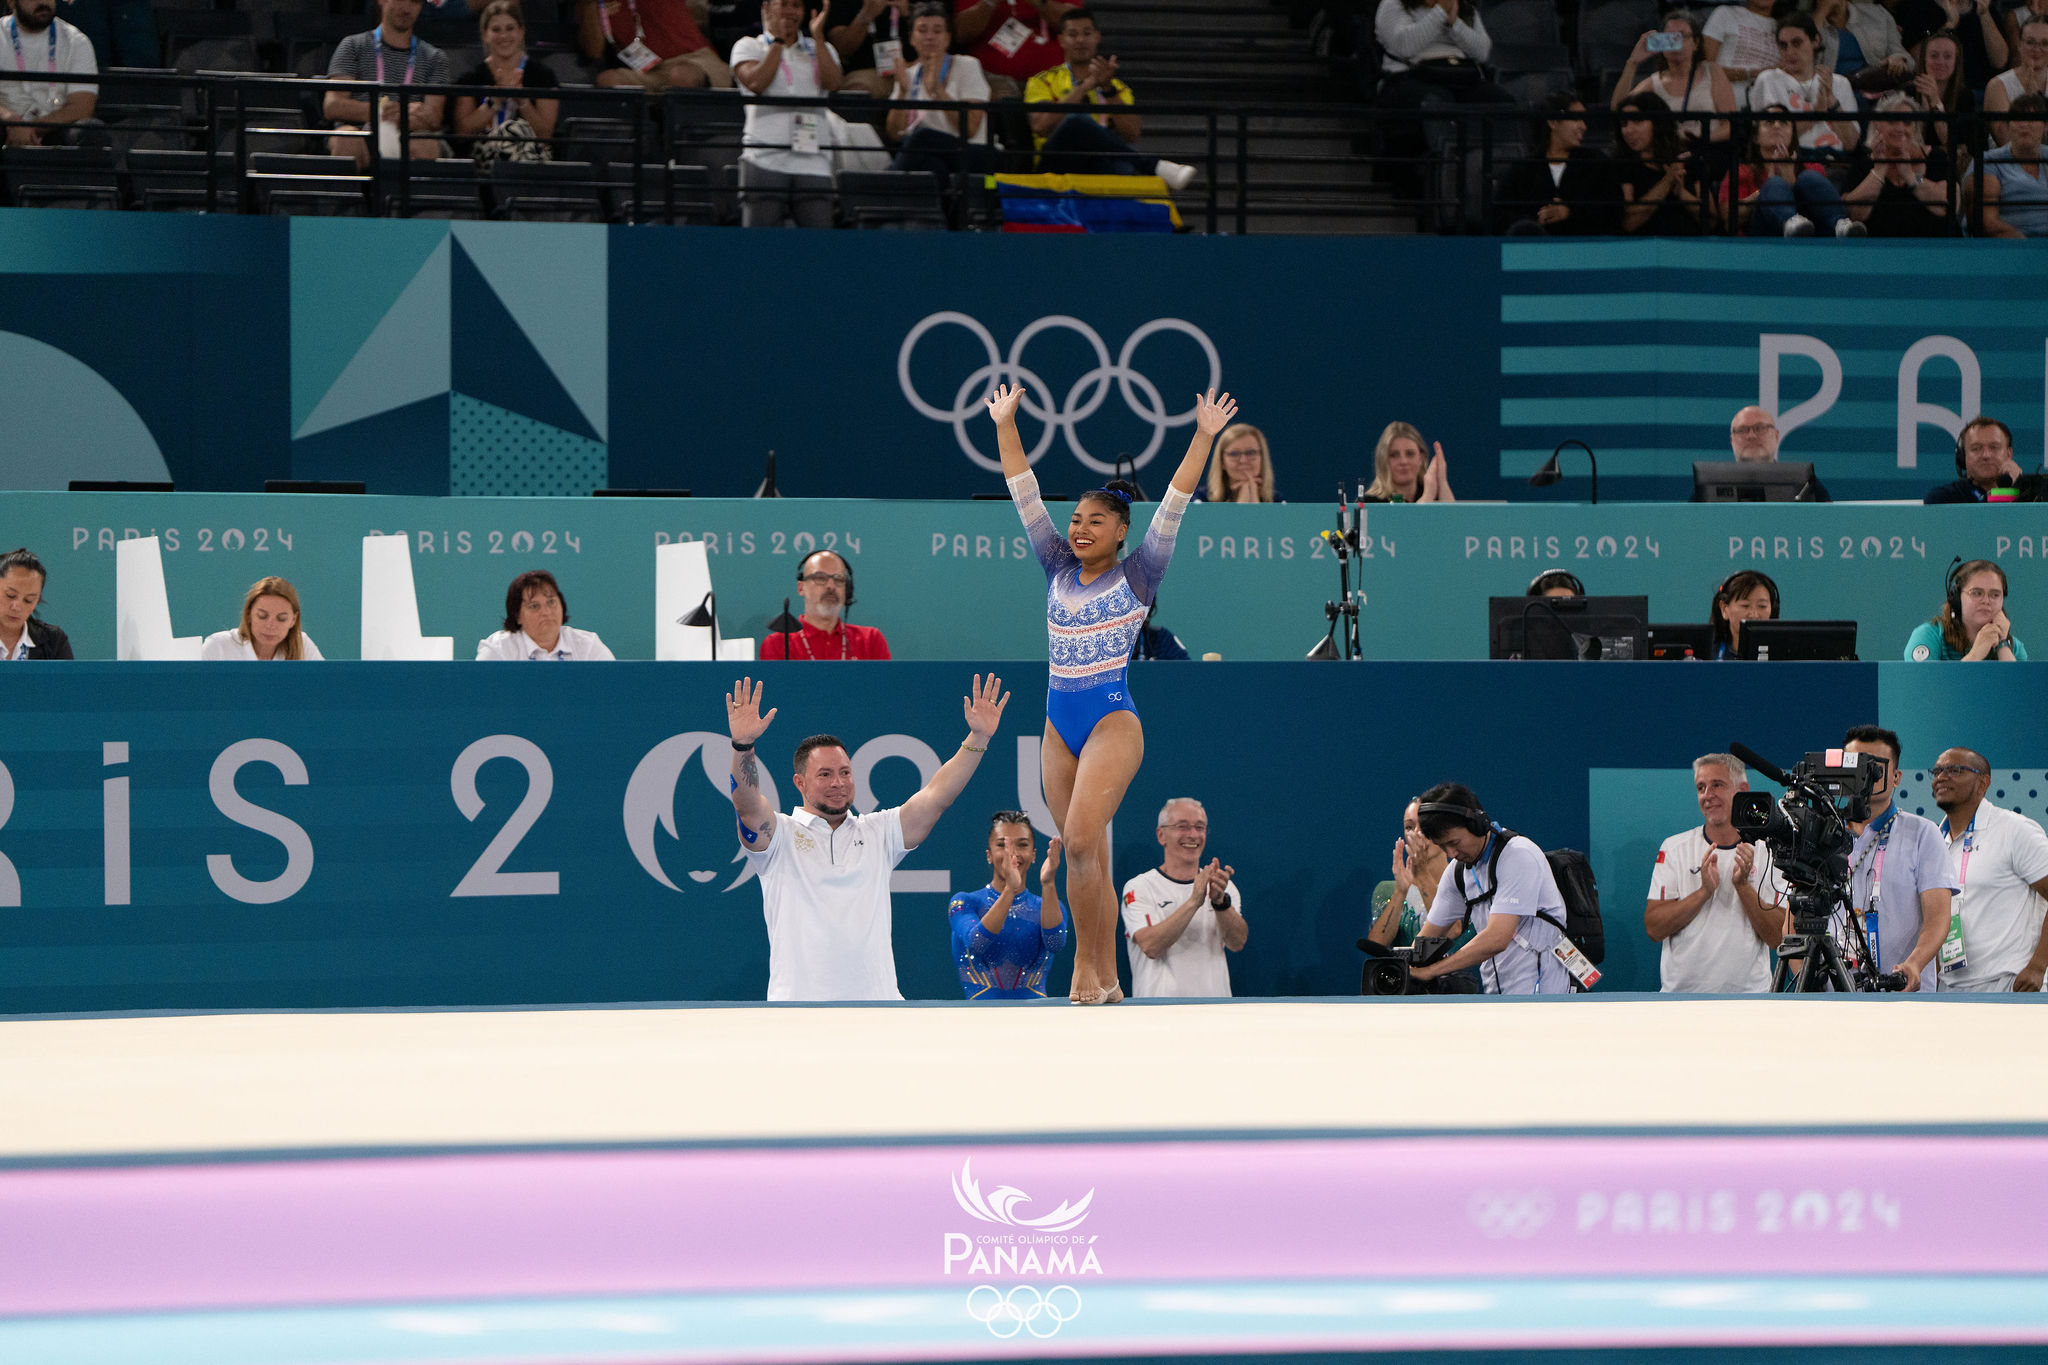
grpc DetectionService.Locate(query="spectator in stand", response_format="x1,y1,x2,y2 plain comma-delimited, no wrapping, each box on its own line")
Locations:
202,577,324,662
1897,0,2008,92
1733,104,1864,235
1205,423,1277,503
1927,415,2026,501
476,569,615,660
1845,0,1916,78
1647,753,1786,994
953,0,1068,96
1905,559,2027,660
1610,11,1735,146
453,0,560,163
1846,94,1956,233
760,550,893,660
1374,0,1511,194
1981,92,2048,234
2006,0,2047,52
1708,569,1779,660
1703,0,1780,102
826,0,907,97
1615,92,1704,233
1929,746,2048,992
1909,29,1972,175
0,548,69,660
731,0,840,228
579,0,733,90
1026,9,1197,187
1987,16,2048,141
0,0,99,147
1363,421,1456,502
1813,0,1871,75
324,0,450,167
1751,14,1861,155
1496,93,1621,234
886,3,994,175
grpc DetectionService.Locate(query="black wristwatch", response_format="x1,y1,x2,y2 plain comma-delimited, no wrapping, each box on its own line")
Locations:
1210,893,1232,911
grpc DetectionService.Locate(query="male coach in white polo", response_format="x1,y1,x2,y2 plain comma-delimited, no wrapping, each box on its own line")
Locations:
723,673,1009,1000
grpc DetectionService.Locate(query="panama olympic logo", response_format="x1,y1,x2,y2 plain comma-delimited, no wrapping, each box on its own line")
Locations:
898,312,1221,475
1466,1190,1553,1239
966,1284,1083,1339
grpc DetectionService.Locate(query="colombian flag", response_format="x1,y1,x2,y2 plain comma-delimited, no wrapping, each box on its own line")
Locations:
992,173,1181,233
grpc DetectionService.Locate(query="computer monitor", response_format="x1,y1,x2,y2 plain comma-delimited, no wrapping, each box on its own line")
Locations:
1488,596,1650,661
1692,462,1817,502
1647,622,1715,661
1735,619,1859,661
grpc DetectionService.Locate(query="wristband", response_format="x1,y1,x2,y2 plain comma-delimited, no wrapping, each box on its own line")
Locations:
730,740,754,752
961,741,987,752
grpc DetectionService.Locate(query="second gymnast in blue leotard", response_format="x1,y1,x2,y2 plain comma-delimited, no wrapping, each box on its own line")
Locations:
949,813,1067,1000
985,381,1237,1004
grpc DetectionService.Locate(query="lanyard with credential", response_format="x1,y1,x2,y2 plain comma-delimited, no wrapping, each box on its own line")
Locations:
372,26,420,85
1851,804,1899,968
912,53,951,97
7,17,56,74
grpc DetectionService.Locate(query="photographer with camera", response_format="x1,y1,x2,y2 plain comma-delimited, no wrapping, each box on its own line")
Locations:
1407,782,1573,995
1647,754,1787,993
1837,725,1958,992
1930,747,2048,992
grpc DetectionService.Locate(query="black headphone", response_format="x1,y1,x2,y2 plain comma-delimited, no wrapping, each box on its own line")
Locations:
1527,569,1585,597
797,549,855,609
1946,556,2005,622
1955,417,2014,476
1716,569,1780,618
1415,800,1491,837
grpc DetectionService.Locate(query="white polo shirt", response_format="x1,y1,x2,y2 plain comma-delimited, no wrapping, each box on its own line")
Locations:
474,625,615,661
200,629,326,661
1120,868,1242,998
744,805,908,1001
1941,801,2048,992
1647,827,1784,994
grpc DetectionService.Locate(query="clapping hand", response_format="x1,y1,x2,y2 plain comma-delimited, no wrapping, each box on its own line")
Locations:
1699,848,1723,895
1731,842,1755,883
963,672,1010,742
1193,387,1238,436
994,852,1026,898
1205,858,1235,906
1392,836,1414,894
726,676,778,747
1041,837,1063,886
809,1,831,44
986,382,1026,425
1083,54,1118,90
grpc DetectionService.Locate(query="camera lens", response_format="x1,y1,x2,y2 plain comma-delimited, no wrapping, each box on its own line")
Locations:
1366,960,1410,996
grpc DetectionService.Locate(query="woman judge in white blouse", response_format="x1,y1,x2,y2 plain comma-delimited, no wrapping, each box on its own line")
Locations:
202,577,324,660
476,569,615,661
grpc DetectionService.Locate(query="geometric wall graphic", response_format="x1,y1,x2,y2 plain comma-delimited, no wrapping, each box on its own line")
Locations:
0,329,173,489
289,219,606,495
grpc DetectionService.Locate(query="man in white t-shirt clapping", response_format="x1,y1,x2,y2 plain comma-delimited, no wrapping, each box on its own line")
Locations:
1120,798,1246,998
1647,752,1787,994
724,673,1008,1001
1930,747,2048,992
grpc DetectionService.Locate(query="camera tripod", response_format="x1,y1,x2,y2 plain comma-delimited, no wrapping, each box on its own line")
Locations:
1772,890,1859,992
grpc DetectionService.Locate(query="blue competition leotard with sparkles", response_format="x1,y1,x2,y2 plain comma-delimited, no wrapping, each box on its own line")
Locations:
1007,469,1191,755
949,885,1069,999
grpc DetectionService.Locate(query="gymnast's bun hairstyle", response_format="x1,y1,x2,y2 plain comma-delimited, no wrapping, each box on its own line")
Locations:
1079,479,1141,525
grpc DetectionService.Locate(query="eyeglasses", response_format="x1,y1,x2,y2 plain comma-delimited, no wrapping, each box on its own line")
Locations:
1222,448,1262,460
1961,588,2004,602
1731,422,1776,437
1929,764,1988,777
1162,821,1208,833
801,573,851,586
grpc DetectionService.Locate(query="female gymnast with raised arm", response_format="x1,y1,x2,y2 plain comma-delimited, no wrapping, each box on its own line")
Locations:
986,381,1237,1004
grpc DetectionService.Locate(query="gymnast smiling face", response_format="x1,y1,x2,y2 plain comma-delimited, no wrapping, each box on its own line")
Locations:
1067,494,1128,571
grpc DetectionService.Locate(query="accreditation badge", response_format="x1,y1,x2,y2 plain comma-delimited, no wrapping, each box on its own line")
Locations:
617,37,660,70
791,110,822,154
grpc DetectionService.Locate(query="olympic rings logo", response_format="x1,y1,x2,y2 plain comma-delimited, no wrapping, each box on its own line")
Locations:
964,1284,1083,1339
897,312,1222,475
1466,1190,1553,1239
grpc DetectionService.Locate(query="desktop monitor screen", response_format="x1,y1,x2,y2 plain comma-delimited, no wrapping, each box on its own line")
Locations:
1693,462,1817,503
1735,619,1859,661
1488,596,1650,661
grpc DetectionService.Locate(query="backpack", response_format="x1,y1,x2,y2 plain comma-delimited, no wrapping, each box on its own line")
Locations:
1467,831,1606,967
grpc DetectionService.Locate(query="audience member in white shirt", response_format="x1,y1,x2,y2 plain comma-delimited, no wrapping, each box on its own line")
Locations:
475,569,615,661
201,576,324,661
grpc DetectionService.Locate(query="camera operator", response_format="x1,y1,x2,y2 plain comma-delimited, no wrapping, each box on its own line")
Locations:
1408,782,1572,995
1837,725,1958,991
1647,753,1786,993
1930,746,2048,992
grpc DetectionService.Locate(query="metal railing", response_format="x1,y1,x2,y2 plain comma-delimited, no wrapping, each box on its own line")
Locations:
0,67,2025,235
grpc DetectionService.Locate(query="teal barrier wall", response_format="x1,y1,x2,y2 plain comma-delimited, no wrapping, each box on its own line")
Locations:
3,210,2045,502
1,657,1994,1013
15,492,2048,661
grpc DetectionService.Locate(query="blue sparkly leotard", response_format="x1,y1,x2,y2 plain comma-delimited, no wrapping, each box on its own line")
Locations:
948,885,1069,999
1006,469,1190,755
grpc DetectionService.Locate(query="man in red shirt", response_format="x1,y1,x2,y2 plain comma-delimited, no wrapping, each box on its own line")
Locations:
579,0,733,88
760,550,893,660
952,0,1069,93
